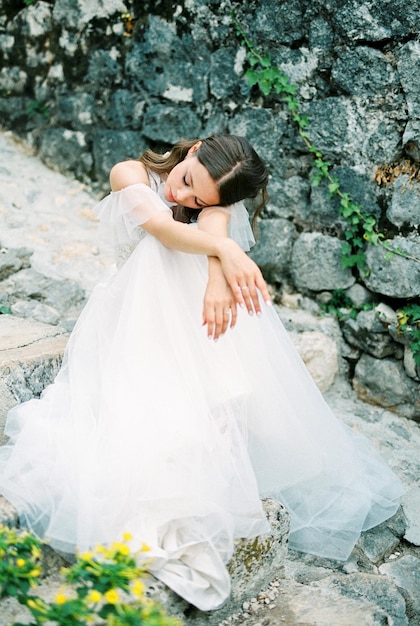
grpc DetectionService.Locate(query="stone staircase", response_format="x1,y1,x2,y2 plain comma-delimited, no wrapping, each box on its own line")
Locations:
1,314,419,625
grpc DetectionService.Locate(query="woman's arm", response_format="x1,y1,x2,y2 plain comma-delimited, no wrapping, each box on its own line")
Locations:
198,208,237,340
203,256,238,340
109,161,271,307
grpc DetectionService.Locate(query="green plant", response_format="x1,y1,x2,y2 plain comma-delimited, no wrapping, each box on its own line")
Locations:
319,289,374,321
0,525,42,602
0,305,12,314
0,525,182,626
397,303,420,366
232,15,420,272
23,0,38,5
26,100,49,120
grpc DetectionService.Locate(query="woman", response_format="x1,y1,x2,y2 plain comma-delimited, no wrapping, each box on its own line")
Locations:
0,134,402,611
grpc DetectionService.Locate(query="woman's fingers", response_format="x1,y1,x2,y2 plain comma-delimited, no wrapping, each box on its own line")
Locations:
256,274,272,306
231,276,272,315
203,303,237,340
230,303,238,328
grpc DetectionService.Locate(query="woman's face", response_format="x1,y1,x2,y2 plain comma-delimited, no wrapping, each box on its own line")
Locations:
163,148,220,210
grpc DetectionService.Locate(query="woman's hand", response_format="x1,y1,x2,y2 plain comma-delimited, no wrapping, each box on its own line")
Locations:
203,258,237,340
216,238,272,315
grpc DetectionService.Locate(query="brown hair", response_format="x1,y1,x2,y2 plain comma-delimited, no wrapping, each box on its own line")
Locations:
139,134,269,228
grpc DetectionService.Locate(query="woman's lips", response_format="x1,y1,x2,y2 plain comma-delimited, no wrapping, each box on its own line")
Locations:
167,187,176,203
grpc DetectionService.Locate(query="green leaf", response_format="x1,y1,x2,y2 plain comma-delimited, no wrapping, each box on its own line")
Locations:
310,173,322,186
298,114,309,128
308,145,322,157
285,95,299,112
245,69,260,86
248,54,260,67
341,251,366,269
261,53,271,68
258,77,273,95
328,178,340,195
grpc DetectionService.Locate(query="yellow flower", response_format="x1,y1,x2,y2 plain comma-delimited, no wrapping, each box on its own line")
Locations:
105,589,120,604
94,544,107,554
131,579,145,598
110,541,126,554
87,589,102,604
80,550,94,561
27,597,47,612
54,593,68,605
140,543,151,552
118,544,130,556
31,546,42,559
16,558,26,567
27,599,38,609
29,568,40,577
122,532,133,542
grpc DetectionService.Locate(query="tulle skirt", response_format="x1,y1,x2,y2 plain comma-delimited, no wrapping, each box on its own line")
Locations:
0,233,403,610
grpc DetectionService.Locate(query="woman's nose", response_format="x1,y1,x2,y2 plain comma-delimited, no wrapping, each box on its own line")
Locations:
176,188,190,203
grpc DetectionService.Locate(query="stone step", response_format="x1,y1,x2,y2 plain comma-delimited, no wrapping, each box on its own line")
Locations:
0,315,68,444
0,498,290,626
221,575,406,626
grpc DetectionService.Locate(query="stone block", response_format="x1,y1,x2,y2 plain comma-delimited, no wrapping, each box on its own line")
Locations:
331,47,398,97
92,129,146,185
358,526,400,564
397,41,420,116
291,232,355,292
228,108,288,164
379,555,420,620
387,175,420,228
142,105,200,145
236,577,391,626
311,572,408,626
335,1,418,41
249,217,295,284
289,330,339,392
0,494,18,528
0,268,85,321
342,310,402,360
401,485,420,546
145,498,290,625
39,128,93,182
353,354,420,420
265,175,310,221
363,235,420,299
0,315,67,442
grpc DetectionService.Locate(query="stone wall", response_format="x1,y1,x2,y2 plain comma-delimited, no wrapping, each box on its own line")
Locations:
0,0,419,416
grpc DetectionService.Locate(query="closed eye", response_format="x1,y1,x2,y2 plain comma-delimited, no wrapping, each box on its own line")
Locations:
183,175,204,208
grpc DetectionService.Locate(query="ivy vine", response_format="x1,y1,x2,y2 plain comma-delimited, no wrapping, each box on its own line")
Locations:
232,15,420,272
397,303,420,367
232,15,420,368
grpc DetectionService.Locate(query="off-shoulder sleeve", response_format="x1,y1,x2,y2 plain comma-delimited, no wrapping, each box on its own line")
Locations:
227,202,256,251
197,202,256,252
93,183,172,246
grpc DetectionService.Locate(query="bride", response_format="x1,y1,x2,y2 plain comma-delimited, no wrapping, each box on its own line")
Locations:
0,134,403,611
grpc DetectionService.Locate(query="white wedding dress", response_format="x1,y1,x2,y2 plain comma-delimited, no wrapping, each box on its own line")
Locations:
0,172,403,610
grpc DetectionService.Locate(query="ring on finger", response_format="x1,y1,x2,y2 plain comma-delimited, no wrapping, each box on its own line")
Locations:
240,286,249,291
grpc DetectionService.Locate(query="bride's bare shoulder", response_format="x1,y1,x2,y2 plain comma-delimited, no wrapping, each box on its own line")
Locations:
109,160,150,191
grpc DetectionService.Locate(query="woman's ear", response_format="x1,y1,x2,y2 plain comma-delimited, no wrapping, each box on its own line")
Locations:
187,141,202,156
